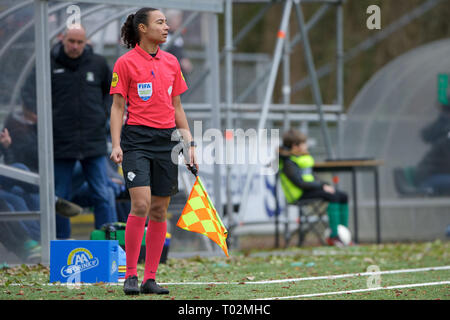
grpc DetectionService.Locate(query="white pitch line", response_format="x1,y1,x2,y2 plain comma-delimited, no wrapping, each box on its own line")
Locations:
160,265,450,286
14,265,450,287
257,280,450,300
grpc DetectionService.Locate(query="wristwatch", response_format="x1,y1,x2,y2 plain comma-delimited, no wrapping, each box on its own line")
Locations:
190,141,197,147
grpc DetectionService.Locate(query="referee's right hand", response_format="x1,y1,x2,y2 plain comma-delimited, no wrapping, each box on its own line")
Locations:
110,146,123,164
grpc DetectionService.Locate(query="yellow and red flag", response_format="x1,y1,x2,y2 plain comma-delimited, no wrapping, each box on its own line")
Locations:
176,176,229,257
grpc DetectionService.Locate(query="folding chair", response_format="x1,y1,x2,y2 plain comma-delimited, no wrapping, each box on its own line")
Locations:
283,198,329,247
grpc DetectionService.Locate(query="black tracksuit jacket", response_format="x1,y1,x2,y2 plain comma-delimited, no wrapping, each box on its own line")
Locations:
22,42,112,160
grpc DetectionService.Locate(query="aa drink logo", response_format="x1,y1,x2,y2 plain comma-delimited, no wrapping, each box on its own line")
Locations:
61,247,99,277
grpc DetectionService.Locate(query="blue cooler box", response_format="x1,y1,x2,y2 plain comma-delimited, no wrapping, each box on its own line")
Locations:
50,240,119,283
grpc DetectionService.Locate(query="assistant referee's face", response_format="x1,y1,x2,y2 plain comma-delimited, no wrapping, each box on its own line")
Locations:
141,10,170,44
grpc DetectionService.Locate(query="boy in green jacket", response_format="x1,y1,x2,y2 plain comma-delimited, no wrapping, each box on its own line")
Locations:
279,129,350,246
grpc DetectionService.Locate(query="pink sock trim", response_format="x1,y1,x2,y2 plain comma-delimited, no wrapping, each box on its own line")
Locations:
143,220,167,282
124,214,146,279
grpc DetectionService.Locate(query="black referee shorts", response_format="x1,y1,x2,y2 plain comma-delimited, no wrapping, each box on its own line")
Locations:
120,125,179,197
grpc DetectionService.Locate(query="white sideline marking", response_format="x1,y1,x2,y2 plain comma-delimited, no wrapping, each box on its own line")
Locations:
257,280,450,300
160,265,450,286
13,265,449,287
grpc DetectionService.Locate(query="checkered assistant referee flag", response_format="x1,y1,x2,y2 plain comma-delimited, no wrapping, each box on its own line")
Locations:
176,169,229,257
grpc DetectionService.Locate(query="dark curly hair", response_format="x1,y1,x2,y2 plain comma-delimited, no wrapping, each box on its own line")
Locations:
121,7,158,49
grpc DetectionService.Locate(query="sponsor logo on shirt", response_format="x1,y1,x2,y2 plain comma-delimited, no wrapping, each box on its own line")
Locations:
137,82,153,101
111,72,119,87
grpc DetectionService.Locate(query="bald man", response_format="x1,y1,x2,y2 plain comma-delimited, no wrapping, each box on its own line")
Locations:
23,24,116,239
62,24,87,59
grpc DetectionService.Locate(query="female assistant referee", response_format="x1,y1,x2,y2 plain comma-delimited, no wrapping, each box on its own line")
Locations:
109,7,198,295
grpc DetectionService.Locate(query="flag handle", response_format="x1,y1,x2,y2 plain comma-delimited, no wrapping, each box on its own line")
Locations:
187,164,198,177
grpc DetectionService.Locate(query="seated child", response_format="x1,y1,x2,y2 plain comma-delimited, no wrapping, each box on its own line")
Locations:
279,128,350,246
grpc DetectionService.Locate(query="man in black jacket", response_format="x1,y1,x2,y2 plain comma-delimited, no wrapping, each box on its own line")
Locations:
52,24,116,239
23,24,116,239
